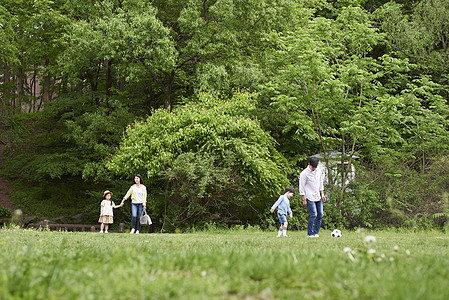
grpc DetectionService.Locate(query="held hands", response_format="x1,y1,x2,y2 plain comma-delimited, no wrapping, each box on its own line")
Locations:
270,209,274,213
289,213,293,218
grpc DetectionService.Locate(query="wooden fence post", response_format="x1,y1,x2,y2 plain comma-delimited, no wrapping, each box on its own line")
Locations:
43,220,48,231
90,226,96,232
119,223,124,233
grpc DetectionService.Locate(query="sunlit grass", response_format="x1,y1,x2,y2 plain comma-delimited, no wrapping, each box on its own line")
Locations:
1,229,448,299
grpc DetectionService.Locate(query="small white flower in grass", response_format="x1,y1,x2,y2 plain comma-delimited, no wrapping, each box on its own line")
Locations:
367,249,376,255
343,247,355,261
364,235,376,245
375,257,382,263
405,250,410,256
393,245,399,252
347,253,355,262
201,271,207,277
389,257,395,262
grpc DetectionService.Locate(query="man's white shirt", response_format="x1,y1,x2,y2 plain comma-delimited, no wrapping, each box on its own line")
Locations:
299,166,324,202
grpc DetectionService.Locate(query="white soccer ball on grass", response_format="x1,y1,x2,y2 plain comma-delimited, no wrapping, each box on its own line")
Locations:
331,229,342,237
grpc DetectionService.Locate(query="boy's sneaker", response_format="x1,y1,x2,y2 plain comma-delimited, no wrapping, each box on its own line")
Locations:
135,230,140,234
130,228,135,234
314,234,319,237
307,235,317,237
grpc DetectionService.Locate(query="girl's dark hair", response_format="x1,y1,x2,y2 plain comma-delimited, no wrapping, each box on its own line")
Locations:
103,192,113,205
134,174,143,185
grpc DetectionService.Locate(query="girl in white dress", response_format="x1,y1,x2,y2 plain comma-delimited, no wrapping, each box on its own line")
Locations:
99,190,123,233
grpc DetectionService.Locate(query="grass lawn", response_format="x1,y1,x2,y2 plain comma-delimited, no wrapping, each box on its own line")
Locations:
1,228,448,299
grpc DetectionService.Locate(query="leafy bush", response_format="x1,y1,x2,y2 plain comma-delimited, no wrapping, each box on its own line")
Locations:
0,206,12,218
109,92,289,229
335,156,449,230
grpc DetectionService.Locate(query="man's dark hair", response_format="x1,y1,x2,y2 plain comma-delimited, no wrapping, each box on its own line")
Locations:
285,187,296,194
309,157,319,168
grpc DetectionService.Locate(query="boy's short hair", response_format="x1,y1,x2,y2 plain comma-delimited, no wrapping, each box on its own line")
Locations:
309,157,319,168
285,187,296,194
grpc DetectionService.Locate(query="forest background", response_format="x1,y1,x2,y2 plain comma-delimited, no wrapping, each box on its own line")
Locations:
1,0,449,232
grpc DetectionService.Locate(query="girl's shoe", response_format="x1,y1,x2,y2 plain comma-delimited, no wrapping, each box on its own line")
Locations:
99,230,104,233
105,230,108,233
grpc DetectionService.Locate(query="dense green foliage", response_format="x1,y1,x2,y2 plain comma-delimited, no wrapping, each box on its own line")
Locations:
1,229,449,299
1,0,449,230
0,206,12,218
108,92,289,229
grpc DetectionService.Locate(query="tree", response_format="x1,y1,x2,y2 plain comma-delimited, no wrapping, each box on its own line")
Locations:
0,2,18,116
58,0,176,109
373,0,449,90
258,3,449,227
0,0,67,115
59,0,301,109
108,91,289,229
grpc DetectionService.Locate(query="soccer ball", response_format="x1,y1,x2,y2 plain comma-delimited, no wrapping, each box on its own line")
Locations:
331,229,342,237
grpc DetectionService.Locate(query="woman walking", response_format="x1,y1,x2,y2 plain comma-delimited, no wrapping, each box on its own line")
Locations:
121,174,147,234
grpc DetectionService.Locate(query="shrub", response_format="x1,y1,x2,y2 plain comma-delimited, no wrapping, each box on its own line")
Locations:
108,91,289,229
0,206,12,218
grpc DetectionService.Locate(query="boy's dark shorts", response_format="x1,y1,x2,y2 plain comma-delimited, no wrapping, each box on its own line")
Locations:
278,213,287,224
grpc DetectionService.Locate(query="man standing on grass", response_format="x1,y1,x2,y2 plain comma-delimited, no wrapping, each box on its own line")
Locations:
299,157,326,237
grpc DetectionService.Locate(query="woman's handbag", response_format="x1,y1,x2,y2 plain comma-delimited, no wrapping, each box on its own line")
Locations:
140,209,152,225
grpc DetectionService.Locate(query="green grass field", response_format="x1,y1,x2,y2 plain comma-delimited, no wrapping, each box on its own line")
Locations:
1,228,448,299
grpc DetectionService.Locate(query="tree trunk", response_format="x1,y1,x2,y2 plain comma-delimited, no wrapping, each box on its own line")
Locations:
16,63,24,114
146,64,175,111
1,65,12,116
43,59,52,106
105,59,113,110
105,59,113,99
77,70,83,93
29,66,37,113
339,135,347,208
119,76,126,92
163,71,175,110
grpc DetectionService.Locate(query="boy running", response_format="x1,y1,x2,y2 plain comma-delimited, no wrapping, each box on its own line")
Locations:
270,187,295,237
